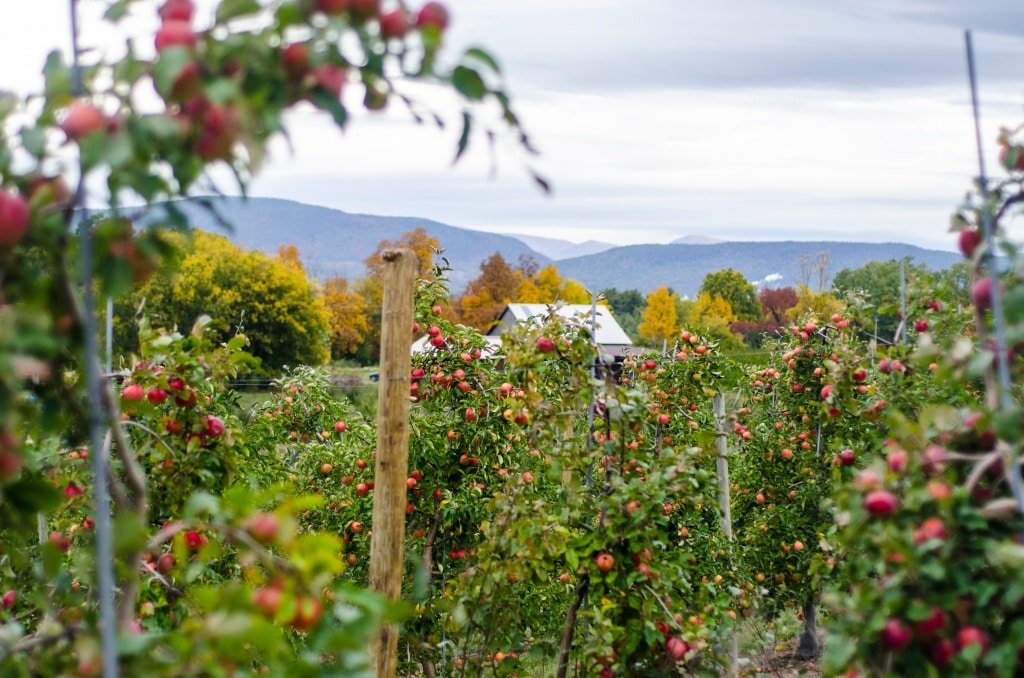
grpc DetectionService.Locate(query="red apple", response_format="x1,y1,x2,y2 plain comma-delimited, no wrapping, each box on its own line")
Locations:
1,590,15,609
155,20,197,52
929,638,956,668
999,143,1024,171
281,43,311,77
956,625,990,654
61,102,106,141
246,513,279,544
147,387,168,404
316,0,350,15
416,1,449,30
958,229,982,258
122,383,145,401
536,336,555,353
49,531,71,552
913,517,948,545
334,420,348,433
666,636,690,661
380,9,409,38
313,64,347,97
838,449,856,466
356,482,369,497
880,618,912,649
594,552,614,572
972,278,993,311
185,530,205,550
864,490,898,517
252,585,283,617
914,606,946,637
820,384,832,400
0,191,29,248
156,552,176,574
204,415,225,437
887,449,908,472
159,0,194,22
914,319,928,332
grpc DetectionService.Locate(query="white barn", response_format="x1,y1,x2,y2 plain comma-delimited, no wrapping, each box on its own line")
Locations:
488,303,633,356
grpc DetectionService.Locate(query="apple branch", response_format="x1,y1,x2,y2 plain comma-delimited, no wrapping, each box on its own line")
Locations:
555,573,589,678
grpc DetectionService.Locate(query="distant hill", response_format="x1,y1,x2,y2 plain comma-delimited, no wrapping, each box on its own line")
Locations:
510,233,616,260
132,197,549,288
557,241,961,297
672,234,727,245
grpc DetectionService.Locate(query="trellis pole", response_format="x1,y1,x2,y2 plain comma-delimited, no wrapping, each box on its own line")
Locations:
964,31,1024,522
368,249,417,677
713,393,739,677
67,1,119,675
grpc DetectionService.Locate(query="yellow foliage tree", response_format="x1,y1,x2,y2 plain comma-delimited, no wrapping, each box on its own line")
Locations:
322,276,370,358
515,265,591,304
786,284,844,323
115,231,331,370
637,286,678,345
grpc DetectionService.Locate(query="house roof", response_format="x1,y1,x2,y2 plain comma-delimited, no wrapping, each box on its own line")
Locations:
411,334,503,355
491,303,633,346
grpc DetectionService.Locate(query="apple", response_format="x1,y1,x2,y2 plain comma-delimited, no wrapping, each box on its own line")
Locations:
185,530,205,550
147,387,168,404
957,626,990,654
1,590,15,609
416,1,449,30
122,383,145,401
204,415,225,437
536,336,555,353
929,638,956,668
281,43,311,77
914,319,928,332
252,585,283,617
406,477,417,489
168,376,186,391
159,0,194,21
594,552,614,572
349,521,362,533
0,191,29,248
922,445,948,475
380,9,409,38
958,229,982,258
864,490,898,517
887,449,908,472
780,448,794,460
464,407,476,422
320,463,333,475
348,0,380,19
999,143,1024,171
156,553,176,574
820,384,832,400
174,388,197,407
355,458,367,470
246,513,279,544
356,482,369,497
430,335,446,348
313,64,347,97
880,618,912,649
48,531,71,552
164,419,183,434
155,20,197,52
658,413,670,425
913,517,948,545
521,471,534,483
61,102,106,141
839,449,856,466
971,278,993,311
914,606,946,637
514,409,529,425
334,420,348,433
316,0,349,15
666,636,690,661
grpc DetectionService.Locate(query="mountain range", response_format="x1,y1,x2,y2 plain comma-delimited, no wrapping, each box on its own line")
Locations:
131,197,961,296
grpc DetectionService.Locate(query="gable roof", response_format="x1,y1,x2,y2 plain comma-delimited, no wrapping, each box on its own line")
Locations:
490,303,632,346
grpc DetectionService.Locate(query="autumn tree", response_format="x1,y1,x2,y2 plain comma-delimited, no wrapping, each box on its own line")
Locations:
699,268,761,321
322,276,370,358
786,284,843,322
516,264,590,304
277,243,304,271
115,231,331,370
637,286,678,345
759,286,799,323
455,252,526,329
358,227,443,360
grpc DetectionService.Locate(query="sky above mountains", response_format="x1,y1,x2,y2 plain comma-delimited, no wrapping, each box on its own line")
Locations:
2,0,1023,250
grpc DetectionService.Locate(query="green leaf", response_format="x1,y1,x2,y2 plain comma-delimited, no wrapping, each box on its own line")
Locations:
565,548,579,571
451,66,487,101
309,90,348,128
453,111,471,164
216,0,260,22
153,48,192,97
104,0,131,21
20,126,46,159
5,476,60,513
463,47,502,75
43,51,72,103
139,114,185,142
113,511,147,555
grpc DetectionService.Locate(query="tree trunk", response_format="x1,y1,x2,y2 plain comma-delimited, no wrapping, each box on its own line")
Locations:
796,596,819,658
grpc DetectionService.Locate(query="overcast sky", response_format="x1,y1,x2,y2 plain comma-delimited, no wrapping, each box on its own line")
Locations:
2,1,1024,251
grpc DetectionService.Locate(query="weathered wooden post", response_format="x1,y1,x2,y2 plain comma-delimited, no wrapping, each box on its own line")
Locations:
713,393,739,677
368,249,417,677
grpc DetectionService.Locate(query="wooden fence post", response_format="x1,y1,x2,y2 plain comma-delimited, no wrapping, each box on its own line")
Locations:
713,393,739,677
369,249,417,677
